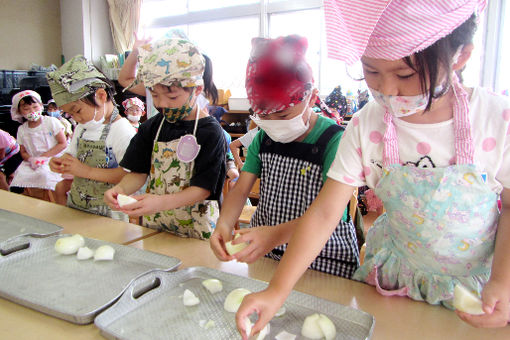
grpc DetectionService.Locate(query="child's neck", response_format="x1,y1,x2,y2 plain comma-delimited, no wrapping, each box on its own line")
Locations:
103,102,116,123
294,112,318,142
27,118,42,128
182,105,207,121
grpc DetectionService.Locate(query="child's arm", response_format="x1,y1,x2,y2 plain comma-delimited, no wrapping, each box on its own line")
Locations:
19,145,30,161
60,154,128,184
230,139,244,169
210,171,257,260
458,186,510,328
118,33,151,96
235,178,355,339
118,185,211,217
40,130,67,157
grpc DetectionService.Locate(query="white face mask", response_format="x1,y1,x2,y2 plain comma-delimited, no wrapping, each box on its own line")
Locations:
251,98,311,143
127,114,141,122
369,84,446,118
81,103,105,130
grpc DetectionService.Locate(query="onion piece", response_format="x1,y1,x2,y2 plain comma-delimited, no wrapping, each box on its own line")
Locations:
54,234,85,255
317,314,336,340
275,330,297,340
94,245,115,261
76,247,94,260
224,288,251,312
244,319,270,340
199,319,215,329
202,279,223,294
183,289,200,306
244,318,252,338
225,234,249,255
254,323,270,340
301,313,336,340
117,194,138,207
275,306,286,317
453,284,484,315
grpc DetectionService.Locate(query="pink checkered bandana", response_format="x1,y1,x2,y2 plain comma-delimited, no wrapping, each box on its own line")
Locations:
324,0,486,65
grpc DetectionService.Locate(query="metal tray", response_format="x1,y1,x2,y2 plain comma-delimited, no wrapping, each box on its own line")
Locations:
0,235,181,324
95,266,375,340
0,208,63,246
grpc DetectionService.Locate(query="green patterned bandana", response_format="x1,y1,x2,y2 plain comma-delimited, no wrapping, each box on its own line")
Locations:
159,89,195,123
46,55,113,107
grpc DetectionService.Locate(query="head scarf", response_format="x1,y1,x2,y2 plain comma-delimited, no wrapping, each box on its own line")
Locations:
46,55,113,107
246,35,314,116
122,97,146,114
129,37,205,89
324,0,486,64
10,90,43,123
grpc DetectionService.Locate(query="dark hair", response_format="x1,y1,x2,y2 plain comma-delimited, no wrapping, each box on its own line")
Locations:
405,14,478,111
48,102,58,110
81,85,117,108
18,95,39,108
202,54,218,105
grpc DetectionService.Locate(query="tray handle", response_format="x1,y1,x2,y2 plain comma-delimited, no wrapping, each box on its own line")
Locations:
0,237,30,256
130,272,163,300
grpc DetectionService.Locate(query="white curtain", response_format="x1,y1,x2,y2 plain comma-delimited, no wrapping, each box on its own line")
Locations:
107,0,143,54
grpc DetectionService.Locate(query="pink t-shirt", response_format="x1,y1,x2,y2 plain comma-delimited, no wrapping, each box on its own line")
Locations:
328,87,510,194
0,130,15,149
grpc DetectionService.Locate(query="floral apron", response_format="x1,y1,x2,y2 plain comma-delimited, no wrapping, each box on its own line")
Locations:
353,85,499,308
67,108,126,220
142,114,219,240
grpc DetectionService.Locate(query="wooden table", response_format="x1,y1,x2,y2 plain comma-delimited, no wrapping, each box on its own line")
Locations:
1,193,510,339
0,190,159,244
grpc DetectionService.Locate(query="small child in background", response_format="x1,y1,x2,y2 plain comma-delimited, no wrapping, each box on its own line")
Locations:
0,129,22,191
106,32,226,239
47,99,73,141
211,35,359,277
47,55,136,219
229,120,258,170
121,97,145,131
9,90,67,200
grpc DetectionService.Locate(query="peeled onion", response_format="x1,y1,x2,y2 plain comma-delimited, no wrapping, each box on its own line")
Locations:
54,234,85,255
244,318,252,338
76,247,94,260
183,289,200,306
202,279,223,294
275,330,297,340
244,318,270,340
94,245,115,261
224,288,251,312
225,234,249,255
301,313,336,340
199,319,215,329
117,194,137,207
453,284,484,315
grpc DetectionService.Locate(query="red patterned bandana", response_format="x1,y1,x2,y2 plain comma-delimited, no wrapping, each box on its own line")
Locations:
246,35,313,115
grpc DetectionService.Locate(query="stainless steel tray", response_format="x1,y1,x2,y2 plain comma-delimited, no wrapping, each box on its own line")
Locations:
0,235,181,324
95,266,375,340
0,208,63,246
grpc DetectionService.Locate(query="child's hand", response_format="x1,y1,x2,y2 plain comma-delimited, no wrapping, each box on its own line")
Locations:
456,280,510,328
210,224,235,261
230,227,278,263
49,157,64,173
227,168,240,180
132,32,152,53
118,193,164,217
104,186,124,210
235,288,286,340
61,154,88,177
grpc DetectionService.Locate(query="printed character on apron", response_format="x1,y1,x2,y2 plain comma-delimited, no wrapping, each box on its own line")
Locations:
251,126,360,278
68,108,123,219
353,80,499,307
143,106,219,240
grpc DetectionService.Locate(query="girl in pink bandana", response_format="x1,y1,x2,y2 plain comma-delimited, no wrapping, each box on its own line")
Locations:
235,1,510,337
122,97,145,131
9,90,67,199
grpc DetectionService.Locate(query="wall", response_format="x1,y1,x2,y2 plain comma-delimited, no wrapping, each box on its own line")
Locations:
0,0,62,69
60,0,114,66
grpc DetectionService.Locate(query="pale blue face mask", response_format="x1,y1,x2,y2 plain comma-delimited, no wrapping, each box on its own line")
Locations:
49,110,61,118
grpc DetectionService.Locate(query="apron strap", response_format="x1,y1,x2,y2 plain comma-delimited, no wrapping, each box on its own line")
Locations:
100,106,119,140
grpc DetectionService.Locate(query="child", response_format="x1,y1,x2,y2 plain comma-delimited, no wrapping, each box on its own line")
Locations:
47,55,136,219
122,97,145,131
9,90,67,199
210,35,359,277
47,99,73,141
235,0,510,336
105,33,226,240
0,129,22,190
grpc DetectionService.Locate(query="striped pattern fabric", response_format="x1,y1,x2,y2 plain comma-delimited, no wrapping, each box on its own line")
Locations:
324,0,486,64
